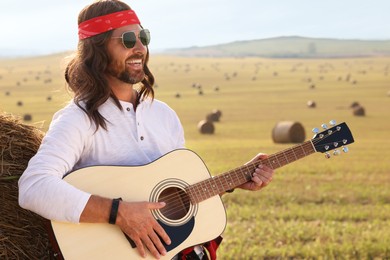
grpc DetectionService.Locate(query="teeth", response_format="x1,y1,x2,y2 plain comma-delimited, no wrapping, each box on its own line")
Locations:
128,59,142,64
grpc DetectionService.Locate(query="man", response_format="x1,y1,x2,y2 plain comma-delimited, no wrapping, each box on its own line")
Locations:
18,1,274,259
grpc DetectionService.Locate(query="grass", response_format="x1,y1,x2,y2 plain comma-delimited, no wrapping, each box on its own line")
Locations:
1,53,389,259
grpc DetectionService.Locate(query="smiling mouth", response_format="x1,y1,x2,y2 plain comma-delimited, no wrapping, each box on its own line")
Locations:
126,59,143,67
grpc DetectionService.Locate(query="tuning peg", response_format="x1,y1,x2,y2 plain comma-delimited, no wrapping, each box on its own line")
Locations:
325,152,331,159
312,127,319,134
333,149,341,156
321,123,328,129
342,146,349,153
329,120,337,126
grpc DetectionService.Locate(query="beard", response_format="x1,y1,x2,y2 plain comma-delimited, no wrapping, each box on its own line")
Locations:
116,69,145,84
107,57,145,84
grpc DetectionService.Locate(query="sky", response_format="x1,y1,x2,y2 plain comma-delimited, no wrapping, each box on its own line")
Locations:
1,0,390,56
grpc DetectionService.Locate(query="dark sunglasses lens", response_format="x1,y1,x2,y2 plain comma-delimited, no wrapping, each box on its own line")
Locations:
122,32,137,48
139,29,151,46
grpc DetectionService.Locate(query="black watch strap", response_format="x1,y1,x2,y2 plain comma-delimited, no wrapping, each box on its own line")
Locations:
109,198,122,224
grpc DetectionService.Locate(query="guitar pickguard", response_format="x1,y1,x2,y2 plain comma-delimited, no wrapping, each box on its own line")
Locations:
159,217,195,251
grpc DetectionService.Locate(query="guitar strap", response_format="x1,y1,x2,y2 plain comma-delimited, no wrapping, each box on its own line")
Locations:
180,236,223,260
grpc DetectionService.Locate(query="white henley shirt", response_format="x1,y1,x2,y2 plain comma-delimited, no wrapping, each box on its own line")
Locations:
18,97,185,223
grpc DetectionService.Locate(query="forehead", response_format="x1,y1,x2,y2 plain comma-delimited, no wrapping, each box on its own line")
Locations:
112,24,142,36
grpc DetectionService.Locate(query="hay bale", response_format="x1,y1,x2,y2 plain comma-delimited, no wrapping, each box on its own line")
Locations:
23,114,32,121
206,109,222,122
350,101,360,108
212,109,222,119
197,120,215,134
307,100,316,108
353,105,365,116
0,112,55,259
272,121,306,143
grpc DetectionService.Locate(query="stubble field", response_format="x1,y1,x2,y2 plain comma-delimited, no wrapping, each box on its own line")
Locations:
1,53,389,259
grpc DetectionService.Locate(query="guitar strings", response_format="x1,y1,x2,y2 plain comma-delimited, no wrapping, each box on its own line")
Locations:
149,128,342,219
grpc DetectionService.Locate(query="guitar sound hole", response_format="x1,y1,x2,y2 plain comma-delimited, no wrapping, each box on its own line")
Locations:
158,187,190,220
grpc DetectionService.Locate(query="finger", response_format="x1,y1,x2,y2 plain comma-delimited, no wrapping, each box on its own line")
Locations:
148,230,167,257
142,234,162,259
149,201,166,210
133,237,147,258
251,174,264,186
253,171,271,188
256,153,269,160
148,202,171,246
256,165,273,179
153,221,171,246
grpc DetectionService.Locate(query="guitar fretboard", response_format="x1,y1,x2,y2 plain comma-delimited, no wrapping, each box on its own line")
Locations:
186,140,316,203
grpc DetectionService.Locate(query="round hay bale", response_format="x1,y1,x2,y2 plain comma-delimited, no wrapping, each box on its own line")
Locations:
197,120,215,134
212,109,222,119
272,121,306,143
23,114,33,121
17,101,23,106
307,100,316,108
206,109,222,122
0,112,55,259
353,105,365,116
350,101,360,108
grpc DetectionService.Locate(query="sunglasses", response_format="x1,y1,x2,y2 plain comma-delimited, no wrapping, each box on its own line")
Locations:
111,29,151,49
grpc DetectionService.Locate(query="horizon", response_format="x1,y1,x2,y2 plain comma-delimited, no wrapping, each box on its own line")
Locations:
1,0,390,57
2,36,389,59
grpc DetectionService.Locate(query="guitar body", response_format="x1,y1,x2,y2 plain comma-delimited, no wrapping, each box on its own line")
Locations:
51,149,227,259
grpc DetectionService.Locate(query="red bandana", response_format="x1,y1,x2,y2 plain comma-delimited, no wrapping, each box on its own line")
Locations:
78,10,140,40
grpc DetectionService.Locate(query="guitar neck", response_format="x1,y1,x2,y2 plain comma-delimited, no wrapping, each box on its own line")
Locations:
187,140,316,203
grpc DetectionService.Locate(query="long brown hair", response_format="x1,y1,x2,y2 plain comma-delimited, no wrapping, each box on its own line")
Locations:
65,0,154,130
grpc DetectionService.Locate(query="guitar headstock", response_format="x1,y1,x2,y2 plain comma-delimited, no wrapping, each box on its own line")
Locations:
311,120,354,158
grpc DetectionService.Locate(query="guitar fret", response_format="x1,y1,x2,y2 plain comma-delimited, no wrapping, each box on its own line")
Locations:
300,144,307,156
291,148,298,161
270,156,281,168
277,153,288,167
282,151,290,164
216,174,225,192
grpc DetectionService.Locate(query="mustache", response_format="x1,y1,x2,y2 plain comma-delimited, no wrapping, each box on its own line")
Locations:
126,54,144,62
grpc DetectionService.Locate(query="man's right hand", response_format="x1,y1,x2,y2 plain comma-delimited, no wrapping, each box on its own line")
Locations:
116,201,171,259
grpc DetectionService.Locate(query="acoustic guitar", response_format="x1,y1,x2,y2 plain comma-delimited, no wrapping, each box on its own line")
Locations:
50,121,354,259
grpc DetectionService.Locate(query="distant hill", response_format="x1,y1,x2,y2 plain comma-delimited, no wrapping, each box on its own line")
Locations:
161,36,390,58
